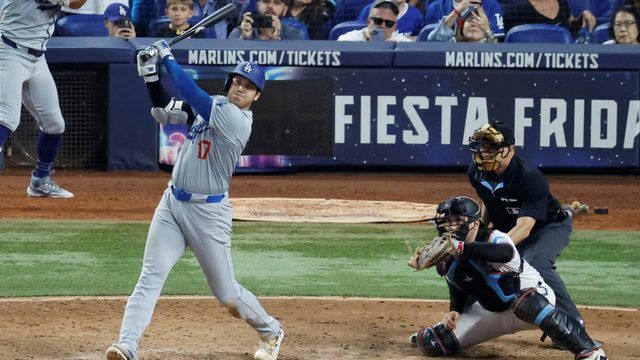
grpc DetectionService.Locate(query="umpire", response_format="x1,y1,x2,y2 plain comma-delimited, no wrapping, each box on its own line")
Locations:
466,122,583,333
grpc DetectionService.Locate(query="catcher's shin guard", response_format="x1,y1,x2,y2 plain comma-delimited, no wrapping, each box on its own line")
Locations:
416,323,459,357
511,288,599,355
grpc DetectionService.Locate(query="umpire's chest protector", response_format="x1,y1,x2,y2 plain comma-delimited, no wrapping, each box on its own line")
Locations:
446,259,520,312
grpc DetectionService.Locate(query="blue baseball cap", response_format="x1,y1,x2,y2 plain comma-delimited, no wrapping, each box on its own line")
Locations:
104,3,131,22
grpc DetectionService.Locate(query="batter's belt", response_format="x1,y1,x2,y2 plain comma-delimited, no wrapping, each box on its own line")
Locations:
170,185,226,203
1,35,44,57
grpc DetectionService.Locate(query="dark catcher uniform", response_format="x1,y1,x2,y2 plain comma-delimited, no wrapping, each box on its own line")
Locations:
467,155,580,322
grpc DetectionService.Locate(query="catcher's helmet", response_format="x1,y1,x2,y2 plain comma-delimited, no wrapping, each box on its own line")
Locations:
469,122,515,172
224,61,265,93
433,196,481,239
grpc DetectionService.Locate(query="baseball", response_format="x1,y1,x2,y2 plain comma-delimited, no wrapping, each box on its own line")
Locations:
571,201,581,210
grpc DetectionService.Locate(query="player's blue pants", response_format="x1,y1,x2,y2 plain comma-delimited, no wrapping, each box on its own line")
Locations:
517,214,581,322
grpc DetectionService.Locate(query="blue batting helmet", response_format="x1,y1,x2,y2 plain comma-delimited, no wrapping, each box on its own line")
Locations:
224,62,265,92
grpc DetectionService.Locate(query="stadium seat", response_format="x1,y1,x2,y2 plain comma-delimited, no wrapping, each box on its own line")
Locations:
328,20,367,40
417,23,438,41
147,16,217,38
505,24,573,44
333,0,373,24
593,22,612,44
281,17,311,40
591,0,624,24
55,14,108,36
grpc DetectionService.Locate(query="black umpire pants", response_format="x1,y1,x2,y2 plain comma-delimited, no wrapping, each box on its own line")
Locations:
517,214,582,322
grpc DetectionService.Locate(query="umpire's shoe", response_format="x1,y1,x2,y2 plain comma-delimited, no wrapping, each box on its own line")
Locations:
27,173,74,198
106,343,138,360
254,328,284,360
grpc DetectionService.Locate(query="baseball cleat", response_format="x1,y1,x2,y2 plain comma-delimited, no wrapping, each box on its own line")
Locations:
575,348,607,360
409,332,418,347
27,174,74,198
106,343,137,360
254,328,284,360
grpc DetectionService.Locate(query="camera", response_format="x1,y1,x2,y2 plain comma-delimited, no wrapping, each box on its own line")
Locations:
252,14,273,29
114,18,133,29
460,5,479,20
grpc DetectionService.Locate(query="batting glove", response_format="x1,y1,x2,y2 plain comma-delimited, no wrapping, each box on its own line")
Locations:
136,49,159,82
152,40,173,60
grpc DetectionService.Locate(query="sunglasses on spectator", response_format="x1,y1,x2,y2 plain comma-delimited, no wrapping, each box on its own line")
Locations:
614,20,636,29
369,17,396,28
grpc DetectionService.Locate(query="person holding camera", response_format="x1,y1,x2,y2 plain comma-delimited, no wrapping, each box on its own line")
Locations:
103,3,137,39
228,0,306,40
150,0,205,38
427,0,497,43
337,0,412,41
356,0,423,39
423,0,504,38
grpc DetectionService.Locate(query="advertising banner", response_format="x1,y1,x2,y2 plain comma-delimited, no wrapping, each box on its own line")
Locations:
159,66,640,170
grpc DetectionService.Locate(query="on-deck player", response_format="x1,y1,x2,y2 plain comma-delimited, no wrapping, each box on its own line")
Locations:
0,0,86,197
409,196,606,360
106,40,284,360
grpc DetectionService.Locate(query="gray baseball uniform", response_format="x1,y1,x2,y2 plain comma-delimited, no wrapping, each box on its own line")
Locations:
0,0,64,133
115,96,281,358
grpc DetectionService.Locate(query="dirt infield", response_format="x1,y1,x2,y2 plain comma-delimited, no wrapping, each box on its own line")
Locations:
1,169,639,360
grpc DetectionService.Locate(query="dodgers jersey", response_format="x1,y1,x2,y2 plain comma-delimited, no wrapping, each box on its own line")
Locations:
171,95,252,196
0,0,60,50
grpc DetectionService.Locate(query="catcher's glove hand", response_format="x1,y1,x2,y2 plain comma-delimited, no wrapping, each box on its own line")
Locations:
407,233,463,271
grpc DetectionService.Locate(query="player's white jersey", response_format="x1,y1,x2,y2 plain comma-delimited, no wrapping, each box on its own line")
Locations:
486,230,549,291
0,0,60,51
171,95,252,196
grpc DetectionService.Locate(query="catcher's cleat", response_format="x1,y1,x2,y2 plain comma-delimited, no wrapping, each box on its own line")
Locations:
27,173,73,198
409,332,418,347
254,328,284,360
106,344,137,360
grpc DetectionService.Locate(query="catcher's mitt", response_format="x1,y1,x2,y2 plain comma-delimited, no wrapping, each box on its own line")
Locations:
407,233,458,271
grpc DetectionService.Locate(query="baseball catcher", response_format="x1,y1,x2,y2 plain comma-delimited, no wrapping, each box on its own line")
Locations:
408,196,607,360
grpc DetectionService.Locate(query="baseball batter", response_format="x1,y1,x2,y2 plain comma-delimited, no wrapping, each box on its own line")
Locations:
0,0,85,197
106,41,283,360
410,196,606,360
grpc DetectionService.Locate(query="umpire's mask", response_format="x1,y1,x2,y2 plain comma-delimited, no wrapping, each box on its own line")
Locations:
469,123,514,172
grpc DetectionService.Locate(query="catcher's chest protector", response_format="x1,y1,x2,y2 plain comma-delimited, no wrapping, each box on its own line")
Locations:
446,259,520,312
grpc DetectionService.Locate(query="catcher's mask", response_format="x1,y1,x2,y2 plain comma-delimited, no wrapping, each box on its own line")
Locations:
469,123,515,172
432,196,481,240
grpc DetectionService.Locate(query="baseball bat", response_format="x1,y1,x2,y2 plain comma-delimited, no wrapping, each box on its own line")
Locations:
140,3,237,62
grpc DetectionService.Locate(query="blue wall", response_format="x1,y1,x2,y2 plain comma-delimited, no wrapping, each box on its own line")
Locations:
46,37,640,171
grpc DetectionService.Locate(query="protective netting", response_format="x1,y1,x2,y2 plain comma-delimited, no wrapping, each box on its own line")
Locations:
4,71,108,169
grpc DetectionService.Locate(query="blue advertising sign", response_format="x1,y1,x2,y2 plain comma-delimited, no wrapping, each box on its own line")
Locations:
333,69,640,168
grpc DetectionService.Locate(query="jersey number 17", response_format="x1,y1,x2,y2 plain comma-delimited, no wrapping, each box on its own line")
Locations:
198,140,211,159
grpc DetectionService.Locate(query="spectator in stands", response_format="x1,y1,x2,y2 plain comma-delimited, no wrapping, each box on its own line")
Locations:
356,0,423,38
104,3,137,39
337,0,412,41
428,4,497,42
503,0,597,35
229,0,306,40
605,4,640,44
150,0,205,38
423,0,504,37
285,0,329,39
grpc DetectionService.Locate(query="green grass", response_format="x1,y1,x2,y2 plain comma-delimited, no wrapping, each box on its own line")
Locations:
0,220,638,307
